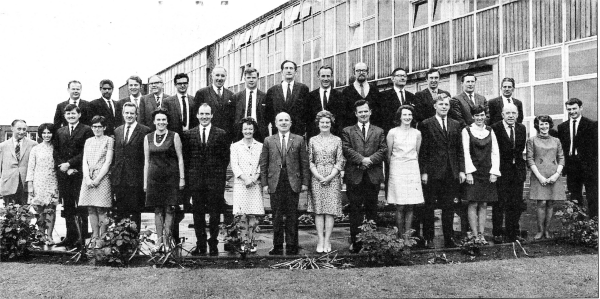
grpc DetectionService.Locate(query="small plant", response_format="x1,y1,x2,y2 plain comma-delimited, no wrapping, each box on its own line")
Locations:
356,219,415,265
220,214,261,259
555,200,598,249
0,204,37,260
298,213,315,225
94,217,140,266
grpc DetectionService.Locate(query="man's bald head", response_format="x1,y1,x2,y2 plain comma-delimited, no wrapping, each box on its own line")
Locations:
275,112,291,134
502,103,519,125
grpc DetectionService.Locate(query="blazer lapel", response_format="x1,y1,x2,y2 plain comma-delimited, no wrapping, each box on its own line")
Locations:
127,125,141,145
9,139,17,160
275,134,283,155
433,119,448,142
285,135,293,156
354,124,365,142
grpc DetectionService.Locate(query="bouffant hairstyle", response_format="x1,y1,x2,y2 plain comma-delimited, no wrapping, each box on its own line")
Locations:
534,115,554,132
393,105,415,126
90,115,107,127
237,117,262,142
152,108,170,124
37,123,55,141
314,110,335,127
472,105,486,116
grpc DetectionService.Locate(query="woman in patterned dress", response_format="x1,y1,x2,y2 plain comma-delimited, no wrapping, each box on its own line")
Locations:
308,110,345,253
230,117,264,252
144,109,185,251
78,116,114,248
386,105,424,243
26,123,60,245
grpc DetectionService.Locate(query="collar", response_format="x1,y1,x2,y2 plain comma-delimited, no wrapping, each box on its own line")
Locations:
12,137,22,144
130,95,141,101
428,88,438,94
213,85,223,94
177,93,188,99
246,88,257,93
503,120,515,129
357,121,370,127
200,123,212,131
125,121,137,128
354,81,367,88
69,122,80,128
70,98,79,104
502,95,512,101
278,132,289,139
571,115,582,123
393,86,405,93
464,92,474,97
102,97,112,102
154,93,164,99
282,80,294,86
435,114,447,122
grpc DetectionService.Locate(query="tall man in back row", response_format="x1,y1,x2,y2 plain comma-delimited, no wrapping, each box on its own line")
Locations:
194,66,236,143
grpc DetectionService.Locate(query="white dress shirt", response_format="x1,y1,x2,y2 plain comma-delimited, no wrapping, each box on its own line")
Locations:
155,93,164,107
435,114,447,130
570,115,582,155
177,93,190,130
200,123,212,143
281,81,294,101
320,87,331,110
393,86,406,105
245,88,258,119
124,121,138,142
502,96,514,106
279,132,289,151
357,122,370,138
70,99,79,106
353,81,370,97
503,120,516,164
103,97,115,116
462,123,501,176
130,95,142,107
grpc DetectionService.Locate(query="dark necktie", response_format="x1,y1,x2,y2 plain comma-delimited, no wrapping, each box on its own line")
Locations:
286,83,291,102
181,95,187,127
218,87,223,100
442,118,447,137
400,90,405,105
360,83,365,98
202,127,207,145
468,94,474,105
323,90,328,110
362,123,366,139
70,125,74,136
509,124,515,149
572,119,578,155
507,98,512,104
15,142,20,161
247,90,253,117
156,96,160,107
281,134,287,168
107,100,114,117
125,125,131,143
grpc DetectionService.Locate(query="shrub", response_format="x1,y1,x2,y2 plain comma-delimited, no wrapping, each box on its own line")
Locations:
220,214,260,258
94,218,140,266
555,200,598,249
356,220,415,265
0,204,37,260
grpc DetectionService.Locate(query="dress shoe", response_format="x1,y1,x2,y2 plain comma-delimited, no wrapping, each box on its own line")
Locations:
492,235,504,244
534,232,544,240
350,242,362,254
209,245,219,256
190,247,206,256
268,247,284,255
54,239,75,248
422,239,434,249
224,243,235,252
286,246,299,255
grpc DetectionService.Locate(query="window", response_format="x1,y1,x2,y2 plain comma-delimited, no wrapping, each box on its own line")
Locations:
433,0,452,22
336,2,347,52
513,86,531,117
394,0,410,34
569,41,598,77
413,1,428,28
535,48,561,81
349,0,376,47
477,0,498,10
324,8,336,56
568,79,598,120
505,53,529,83
378,0,392,39
534,83,563,116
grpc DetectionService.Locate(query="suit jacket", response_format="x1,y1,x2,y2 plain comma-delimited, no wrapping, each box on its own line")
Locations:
557,116,598,176
233,89,268,142
449,92,489,128
89,98,123,136
118,96,143,109
306,88,346,139
376,88,418,133
53,123,94,173
341,124,387,185
53,99,93,128
194,86,236,142
111,123,151,187
162,94,197,135
414,88,450,124
418,116,465,180
488,96,524,125
138,93,170,130
259,133,310,193
182,125,230,192
491,121,527,183
264,82,310,136
0,138,37,195
341,83,381,126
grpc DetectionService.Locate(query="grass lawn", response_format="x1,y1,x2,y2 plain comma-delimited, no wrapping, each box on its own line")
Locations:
0,254,596,298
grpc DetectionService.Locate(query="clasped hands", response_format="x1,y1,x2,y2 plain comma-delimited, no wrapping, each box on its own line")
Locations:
537,173,560,186
359,157,373,170
464,173,498,184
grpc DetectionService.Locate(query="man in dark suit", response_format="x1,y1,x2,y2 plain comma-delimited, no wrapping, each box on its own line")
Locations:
419,95,466,248
557,98,598,218
491,103,527,243
377,67,417,134
414,68,451,124
89,79,122,136
183,103,230,256
163,73,197,135
342,100,387,253
118,76,144,111
342,62,381,127
53,80,93,128
264,60,310,136
259,112,310,255
488,78,524,125
53,104,94,249
139,75,169,130
111,102,151,231
306,65,345,139
194,66,236,143
450,73,489,128
233,67,268,141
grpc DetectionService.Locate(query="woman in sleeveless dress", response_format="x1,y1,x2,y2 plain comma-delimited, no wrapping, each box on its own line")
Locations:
462,106,500,245
144,108,185,251
386,105,424,243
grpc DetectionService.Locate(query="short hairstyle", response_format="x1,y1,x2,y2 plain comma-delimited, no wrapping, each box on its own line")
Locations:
353,62,369,72
500,77,515,88
244,66,259,77
148,75,163,83
390,67,407,77
426,68,440,77
433,93,450,103
280,60,298,71
91,115,107,127
237,117,262,142
196,103,213,114
317,65,333,76
354,99,370,111
37,123,55,140
212,65,227,75
67,80,81,88
472,105,486,116
565,98,583,107
11,119,26,127
314,110,335,126
534,115,554,131
393,105,415,126
152,108,170,123
122,102,138,113
502,103,519,114
461,73,477,82
99,79,114,89
64,103,81,114
126,75,143,86
173,73,189,83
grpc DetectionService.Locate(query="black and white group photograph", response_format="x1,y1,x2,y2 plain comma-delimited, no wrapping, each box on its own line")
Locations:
0,0,598,298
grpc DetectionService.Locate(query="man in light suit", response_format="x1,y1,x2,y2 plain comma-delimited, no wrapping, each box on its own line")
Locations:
488,78,524,125
233,67,268,142
264,60,310,137
414,68,451,124
90,79,122,136
491,103,527,243
419,95,466,248
183,103,231,256
194,66,236,143
53,80,93,128
259,112,310,255
163,73,197,135
450,73,489,128
139,75,169,130
557,98,598,218
111,103,151,231
118,76,144,111
0,119,37,206
306,65,346,139
342,100,387,253
377,67,418,134
342,62,382,127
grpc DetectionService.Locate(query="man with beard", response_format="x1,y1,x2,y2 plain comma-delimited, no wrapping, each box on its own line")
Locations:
306,65,345,139
194,66,236,143
139,75,170,130
90,79,122,136
0,119,37,206
342,62,381,126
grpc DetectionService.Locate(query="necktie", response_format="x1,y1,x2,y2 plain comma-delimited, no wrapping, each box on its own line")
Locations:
509,124,515,149
360,83,365,98
286,83,291,102
181,95,187,127
156,96,160,107
322,90,328,110
247,90,253,117
107,100,114,117
218,87,222,99
361,123,366,139
469,94,475,105
507,98,512,104
281,134,287,168
202,127,206,145
70,125,74,136
400,90,405,105
442,118,447,137
571,119,578,155
15,142,20,161
125,125,131,143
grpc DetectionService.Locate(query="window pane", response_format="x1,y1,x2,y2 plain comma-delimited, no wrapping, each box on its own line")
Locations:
314,13,322,37
505,53,529,83
454,0,474,17
325,0,337,9
378,0,393,39
433,0,453,22
394,0,410,34
350,0,362,23
304,18,313,41
477,0,498,10
535,48,562,81
276,31,283,52
363,0,376,16
336,3,347,52
568,79,598,120
569,41,598,76
324,9,335,56
284,27,294,60
413,2,428,27
534,83,563,116
293,23,303,62
314,37,322,59
349,24,363,48
364,17,376,43
304,42,312,62
513,86,532,117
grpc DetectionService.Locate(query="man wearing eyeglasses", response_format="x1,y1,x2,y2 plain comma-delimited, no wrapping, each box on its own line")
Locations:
163,73,197,135
138,75,170,130
377,67,417,134
342,62,382,127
